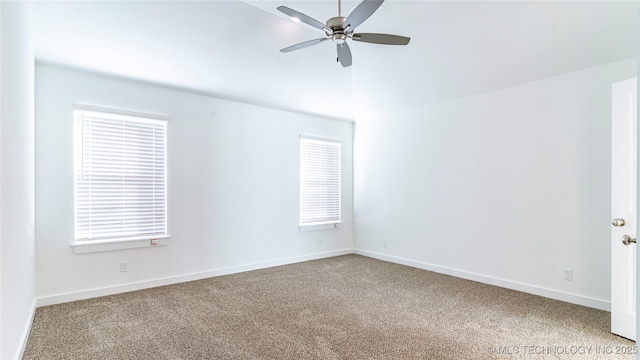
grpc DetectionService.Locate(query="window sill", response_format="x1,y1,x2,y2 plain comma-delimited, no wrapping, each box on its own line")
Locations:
70,236,170,254
298,222,342,232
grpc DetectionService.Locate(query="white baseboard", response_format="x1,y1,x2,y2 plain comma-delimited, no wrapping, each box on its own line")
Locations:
354,249,610,311
36,248,610,312
14,298,37,360
36,249,354,307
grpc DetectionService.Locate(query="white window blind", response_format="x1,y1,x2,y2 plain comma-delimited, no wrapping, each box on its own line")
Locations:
74,109,167,242
300,136,342,225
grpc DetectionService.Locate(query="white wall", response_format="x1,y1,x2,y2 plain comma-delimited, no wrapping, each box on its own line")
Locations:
353,58,637,310
35,65,353,303
0,2,36,359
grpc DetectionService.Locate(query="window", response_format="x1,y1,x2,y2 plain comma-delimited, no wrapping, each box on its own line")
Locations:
73,109,167,244
299,135,342,229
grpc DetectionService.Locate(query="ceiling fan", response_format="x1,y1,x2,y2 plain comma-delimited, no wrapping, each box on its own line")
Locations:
277,0,410,67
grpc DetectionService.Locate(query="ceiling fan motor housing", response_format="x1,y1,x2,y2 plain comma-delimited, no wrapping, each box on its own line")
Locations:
326,16,346,31
326,17,347,43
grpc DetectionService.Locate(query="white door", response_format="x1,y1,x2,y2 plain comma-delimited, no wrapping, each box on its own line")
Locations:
611,77,637,341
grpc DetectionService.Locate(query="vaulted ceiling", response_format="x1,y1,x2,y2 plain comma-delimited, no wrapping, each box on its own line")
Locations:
27,1,638,121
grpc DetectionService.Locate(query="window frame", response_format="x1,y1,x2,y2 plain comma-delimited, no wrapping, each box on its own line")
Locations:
299,134,343,232
70,105,170,254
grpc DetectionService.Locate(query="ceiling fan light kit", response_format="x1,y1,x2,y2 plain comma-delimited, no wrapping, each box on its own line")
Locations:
278,0,410,68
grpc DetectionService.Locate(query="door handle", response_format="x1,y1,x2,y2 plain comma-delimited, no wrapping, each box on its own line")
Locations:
612,218,626,227
622,234,636,245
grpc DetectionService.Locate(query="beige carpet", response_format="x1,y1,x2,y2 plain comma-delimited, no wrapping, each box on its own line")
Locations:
24,255,635,359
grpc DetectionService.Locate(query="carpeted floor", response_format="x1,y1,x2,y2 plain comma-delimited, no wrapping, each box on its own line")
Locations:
24,255,635,359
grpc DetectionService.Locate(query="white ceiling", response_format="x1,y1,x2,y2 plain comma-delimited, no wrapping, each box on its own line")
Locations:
349,0,638,115
27,1,638,121
27,0,354,120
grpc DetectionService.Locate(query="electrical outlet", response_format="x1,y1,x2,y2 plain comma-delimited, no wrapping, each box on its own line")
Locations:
563,268,573,281
319,238,323,246
383,239,388,248
120,261,128,272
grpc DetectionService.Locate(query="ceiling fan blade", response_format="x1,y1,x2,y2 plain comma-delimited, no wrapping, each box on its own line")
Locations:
352,33,410,45
343,0,384,31
337,42,352,67
277,6,329,32
280,38,329,53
